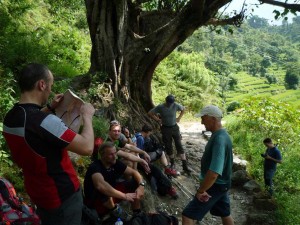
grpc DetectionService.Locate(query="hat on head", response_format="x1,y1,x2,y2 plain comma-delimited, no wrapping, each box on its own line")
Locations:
195,105,223,118
165,95,175,104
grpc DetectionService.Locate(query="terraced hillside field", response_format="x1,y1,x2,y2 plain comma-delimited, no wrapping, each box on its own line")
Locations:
227,72,300,108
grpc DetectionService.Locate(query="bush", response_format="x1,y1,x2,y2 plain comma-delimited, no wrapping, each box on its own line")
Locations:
285,69,300,89
266,73,278,84
227,101,240,112
93,116,109,139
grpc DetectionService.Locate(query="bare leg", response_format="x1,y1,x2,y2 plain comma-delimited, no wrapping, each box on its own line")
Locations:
182,215,196,225
131,198,140,210
160,151,168,167
221,216,234,225
180,153,187,160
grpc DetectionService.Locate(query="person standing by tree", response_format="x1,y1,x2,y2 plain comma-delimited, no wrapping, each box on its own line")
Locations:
2,63,95,225
261,138,282,196
182,105,234,225
148,94,191,173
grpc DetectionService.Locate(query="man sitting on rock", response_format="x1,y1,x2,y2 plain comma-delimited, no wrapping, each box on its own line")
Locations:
107,121,151,173
84,142,146,221
135,124,178,177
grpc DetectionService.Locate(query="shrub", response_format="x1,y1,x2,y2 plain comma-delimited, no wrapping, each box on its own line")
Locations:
285,68,300,90
227,101,240,112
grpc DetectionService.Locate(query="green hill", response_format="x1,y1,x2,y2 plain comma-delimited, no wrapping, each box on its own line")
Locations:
226,71,300,108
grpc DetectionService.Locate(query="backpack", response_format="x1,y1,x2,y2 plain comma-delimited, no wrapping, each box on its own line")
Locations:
131,211,178,225
0,177,40,225
143,136,164,154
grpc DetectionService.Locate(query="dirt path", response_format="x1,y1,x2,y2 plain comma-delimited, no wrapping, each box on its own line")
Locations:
154,122,253,225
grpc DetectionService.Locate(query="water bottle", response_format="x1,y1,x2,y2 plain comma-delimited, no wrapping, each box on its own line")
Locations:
115,217,123,225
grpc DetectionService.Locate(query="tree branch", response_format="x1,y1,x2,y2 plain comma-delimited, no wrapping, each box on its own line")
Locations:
206,13,244,27
260,0,300,12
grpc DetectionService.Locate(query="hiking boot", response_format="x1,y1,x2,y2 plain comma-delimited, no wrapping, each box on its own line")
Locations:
110,204,131,221
164,167,178,177
182,160,191,174
167,186,178,199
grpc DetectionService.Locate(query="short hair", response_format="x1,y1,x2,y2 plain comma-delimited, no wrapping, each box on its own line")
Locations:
98,142,116,157
18,63,51,93
263,138,272,144
109,123,121,131
110,120,120,125
142,124,153,132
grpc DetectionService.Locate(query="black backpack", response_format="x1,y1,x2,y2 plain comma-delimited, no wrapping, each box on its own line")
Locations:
143,136,164,153
131,211,178,225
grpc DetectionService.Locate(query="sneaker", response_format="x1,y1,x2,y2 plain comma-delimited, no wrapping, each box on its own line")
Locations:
167,187,179,199
110,204,131,221
164,167,178,177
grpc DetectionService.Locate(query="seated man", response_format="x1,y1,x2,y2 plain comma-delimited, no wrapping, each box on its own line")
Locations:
136,124,178,177
108,122,151,172
84,142,146,221
121,126,136,146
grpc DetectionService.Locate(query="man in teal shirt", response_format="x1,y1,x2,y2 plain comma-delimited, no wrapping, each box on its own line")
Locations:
182,105,234,225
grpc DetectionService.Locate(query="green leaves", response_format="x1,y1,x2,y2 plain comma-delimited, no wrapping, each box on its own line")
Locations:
227,98,300,224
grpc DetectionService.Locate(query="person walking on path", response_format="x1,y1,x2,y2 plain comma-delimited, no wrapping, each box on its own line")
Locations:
2,63,95,225
261,138,282,196
182,105,234,225
148,94,191,173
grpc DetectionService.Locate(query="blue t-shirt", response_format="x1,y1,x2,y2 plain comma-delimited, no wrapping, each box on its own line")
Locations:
264,147,282,171
135,133,145,150
200,129,233,185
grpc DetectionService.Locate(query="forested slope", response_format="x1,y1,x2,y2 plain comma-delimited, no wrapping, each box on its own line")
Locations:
153,15,300,111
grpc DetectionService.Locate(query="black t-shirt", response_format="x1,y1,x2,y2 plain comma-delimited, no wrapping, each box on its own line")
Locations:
84,160,127,200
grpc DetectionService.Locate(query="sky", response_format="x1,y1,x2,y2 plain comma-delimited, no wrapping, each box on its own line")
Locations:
223,0,298,25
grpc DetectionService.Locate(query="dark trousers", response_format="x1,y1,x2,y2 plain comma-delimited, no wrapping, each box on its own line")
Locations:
264,168,276,195
37,189,83,225
161,124,184,156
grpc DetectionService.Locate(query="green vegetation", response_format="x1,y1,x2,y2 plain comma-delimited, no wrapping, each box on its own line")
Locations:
1,1,300,223
152,51,219,111
153,15,300,111
226,98,300,224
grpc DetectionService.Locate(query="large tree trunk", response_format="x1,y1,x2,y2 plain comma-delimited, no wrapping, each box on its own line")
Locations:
84,0,233,124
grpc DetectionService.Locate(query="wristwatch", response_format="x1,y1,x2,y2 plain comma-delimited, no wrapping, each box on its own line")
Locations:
139,181,145,187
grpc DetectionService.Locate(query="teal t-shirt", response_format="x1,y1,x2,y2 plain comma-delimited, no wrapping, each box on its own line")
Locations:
149,102,184,126
200,129,233,185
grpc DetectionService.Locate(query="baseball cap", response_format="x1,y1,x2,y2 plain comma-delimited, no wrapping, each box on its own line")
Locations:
195,105,223,118
165,95,175,104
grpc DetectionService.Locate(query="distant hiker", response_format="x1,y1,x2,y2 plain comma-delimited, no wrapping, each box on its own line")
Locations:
135,124,178,177
261,138,282,196
148,94,191,173
182,105,234,225
84,142,145,221
2,63,95,225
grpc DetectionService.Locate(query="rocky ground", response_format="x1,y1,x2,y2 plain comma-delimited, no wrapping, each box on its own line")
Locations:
138,121,275,225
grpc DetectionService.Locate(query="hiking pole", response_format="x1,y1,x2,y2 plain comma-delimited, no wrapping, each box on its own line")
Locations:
173,179,195,197
172,180,192,199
